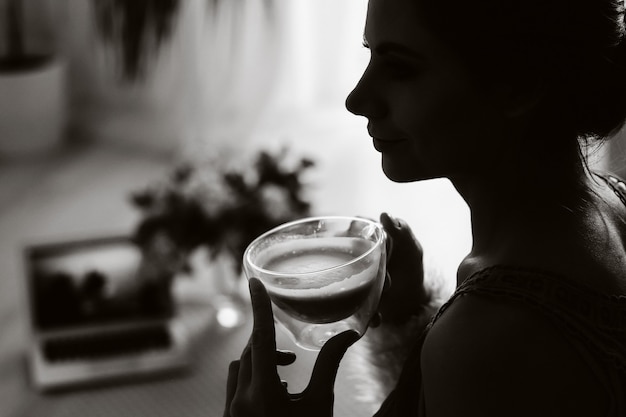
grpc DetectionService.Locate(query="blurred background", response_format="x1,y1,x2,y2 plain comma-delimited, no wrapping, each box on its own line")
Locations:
0,1,624,416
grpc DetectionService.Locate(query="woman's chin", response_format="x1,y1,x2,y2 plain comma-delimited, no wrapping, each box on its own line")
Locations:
381,161,439,183
381,165,420,183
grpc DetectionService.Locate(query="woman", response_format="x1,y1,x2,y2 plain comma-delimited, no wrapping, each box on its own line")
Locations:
224,0,626,415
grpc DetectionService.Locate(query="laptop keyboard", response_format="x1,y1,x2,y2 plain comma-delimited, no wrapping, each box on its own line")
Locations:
43,325,173,362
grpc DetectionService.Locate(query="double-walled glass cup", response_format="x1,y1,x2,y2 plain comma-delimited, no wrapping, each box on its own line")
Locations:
243,216,386,350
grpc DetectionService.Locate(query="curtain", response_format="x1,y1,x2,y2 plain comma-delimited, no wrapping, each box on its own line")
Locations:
60,0,368,150
176,0,370,157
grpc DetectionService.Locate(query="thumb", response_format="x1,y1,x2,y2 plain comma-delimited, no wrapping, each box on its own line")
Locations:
381,213,420,250
306,330,360,397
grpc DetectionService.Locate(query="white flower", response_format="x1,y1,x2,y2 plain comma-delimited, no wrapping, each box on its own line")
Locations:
259,184,293,221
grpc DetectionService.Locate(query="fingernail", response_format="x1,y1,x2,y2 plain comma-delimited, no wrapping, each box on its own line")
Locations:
276,349,297,361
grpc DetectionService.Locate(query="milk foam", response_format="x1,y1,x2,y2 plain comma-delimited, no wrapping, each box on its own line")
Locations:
259,237,380,299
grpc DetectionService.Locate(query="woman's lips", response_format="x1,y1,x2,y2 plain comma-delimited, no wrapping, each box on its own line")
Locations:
373,138,406,152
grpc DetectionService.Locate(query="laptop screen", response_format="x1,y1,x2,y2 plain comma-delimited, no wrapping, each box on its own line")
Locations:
25,237,175,331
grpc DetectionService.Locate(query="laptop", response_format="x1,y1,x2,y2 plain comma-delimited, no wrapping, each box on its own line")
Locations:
22,235,190,391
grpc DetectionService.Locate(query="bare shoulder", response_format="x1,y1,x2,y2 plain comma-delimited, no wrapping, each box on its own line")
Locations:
421,293,608,417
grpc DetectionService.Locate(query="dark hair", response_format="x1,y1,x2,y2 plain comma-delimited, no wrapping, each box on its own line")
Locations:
417,0,626,142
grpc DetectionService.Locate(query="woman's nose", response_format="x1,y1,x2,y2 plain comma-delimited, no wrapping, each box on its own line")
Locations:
345,69,386,119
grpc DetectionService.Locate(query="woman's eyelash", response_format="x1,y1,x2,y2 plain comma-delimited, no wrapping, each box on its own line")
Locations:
362,40,370,49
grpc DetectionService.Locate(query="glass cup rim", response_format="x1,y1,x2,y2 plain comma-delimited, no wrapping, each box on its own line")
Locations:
243,215,385,278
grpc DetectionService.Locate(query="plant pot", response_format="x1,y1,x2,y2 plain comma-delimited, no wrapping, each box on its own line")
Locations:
0,57,67,158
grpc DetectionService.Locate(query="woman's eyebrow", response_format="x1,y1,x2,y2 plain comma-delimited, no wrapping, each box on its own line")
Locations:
376,42,422,58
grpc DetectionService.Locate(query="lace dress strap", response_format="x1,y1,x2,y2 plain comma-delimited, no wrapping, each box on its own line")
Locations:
429,266,626,372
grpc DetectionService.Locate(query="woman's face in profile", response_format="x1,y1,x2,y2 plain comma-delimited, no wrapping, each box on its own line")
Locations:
346,0,511,183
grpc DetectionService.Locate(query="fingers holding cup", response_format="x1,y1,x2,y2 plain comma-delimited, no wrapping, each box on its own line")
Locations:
378,212,427,323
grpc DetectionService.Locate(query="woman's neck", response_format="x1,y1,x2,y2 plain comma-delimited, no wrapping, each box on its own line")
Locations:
450,146,592,271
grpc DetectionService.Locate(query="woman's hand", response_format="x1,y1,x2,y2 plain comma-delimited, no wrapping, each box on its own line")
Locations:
224,278,360,417
377,212,427,324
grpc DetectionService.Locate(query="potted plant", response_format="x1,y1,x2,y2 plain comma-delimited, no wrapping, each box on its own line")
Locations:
91,0,277,82
92,0,181,82
0,0,66,157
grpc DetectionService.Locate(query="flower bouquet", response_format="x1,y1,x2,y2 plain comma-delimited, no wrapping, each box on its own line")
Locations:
129,147,315,323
